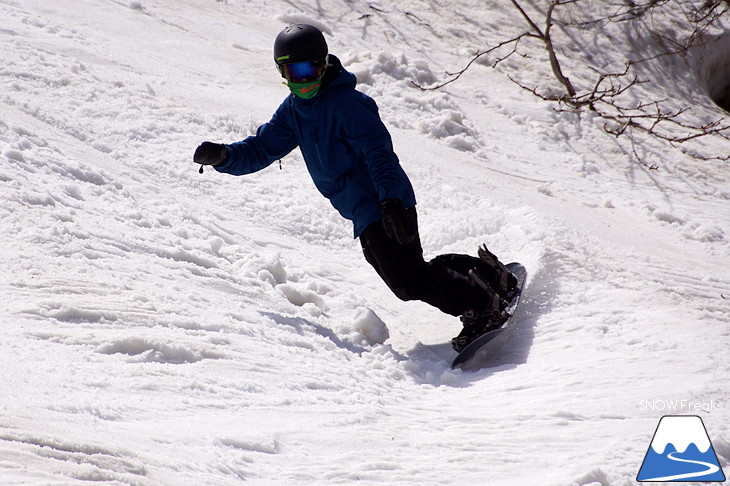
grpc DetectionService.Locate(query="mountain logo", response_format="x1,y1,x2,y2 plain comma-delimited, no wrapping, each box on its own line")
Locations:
637,415,726,482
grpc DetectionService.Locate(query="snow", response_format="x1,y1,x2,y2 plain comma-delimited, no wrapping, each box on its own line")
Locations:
1,0,728,485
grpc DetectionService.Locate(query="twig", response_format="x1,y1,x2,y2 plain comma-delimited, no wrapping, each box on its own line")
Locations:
411,33,535,90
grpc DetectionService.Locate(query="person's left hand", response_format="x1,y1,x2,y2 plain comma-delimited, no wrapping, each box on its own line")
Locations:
380,199,418,245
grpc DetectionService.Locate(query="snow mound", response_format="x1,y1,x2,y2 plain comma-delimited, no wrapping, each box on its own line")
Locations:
344,51,478,151
339,307,390,346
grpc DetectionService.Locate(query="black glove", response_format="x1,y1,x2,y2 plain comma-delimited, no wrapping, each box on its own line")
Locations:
380,199,418,245
194,142,229,167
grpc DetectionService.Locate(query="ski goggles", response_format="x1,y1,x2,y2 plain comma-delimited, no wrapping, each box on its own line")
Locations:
278,59,326,84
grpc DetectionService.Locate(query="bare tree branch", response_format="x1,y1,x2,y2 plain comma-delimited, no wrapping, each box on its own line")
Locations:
511,0,578,97
411,33,536,90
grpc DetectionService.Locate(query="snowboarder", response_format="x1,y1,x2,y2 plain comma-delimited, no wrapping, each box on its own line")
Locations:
193,24,517,352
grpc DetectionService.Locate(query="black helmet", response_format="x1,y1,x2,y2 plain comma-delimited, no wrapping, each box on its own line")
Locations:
274,24,328,66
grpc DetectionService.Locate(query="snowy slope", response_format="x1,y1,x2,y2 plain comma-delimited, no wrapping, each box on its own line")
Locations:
1,0,728,485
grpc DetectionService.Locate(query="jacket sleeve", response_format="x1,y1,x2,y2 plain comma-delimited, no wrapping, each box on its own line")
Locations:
338,93,413,203
215,102,298,176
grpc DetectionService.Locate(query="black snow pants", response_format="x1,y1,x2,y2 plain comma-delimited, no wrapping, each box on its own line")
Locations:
359,208,497,317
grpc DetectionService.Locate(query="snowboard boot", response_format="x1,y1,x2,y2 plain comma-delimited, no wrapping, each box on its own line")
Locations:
451,284,509,353
477,244,518,300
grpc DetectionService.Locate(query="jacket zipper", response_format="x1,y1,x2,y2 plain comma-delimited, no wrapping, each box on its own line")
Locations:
314,127,325,168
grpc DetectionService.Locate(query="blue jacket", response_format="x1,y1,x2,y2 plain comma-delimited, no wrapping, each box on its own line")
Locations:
215,56,416,238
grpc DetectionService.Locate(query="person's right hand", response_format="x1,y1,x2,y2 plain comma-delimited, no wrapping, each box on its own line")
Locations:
194,142,229,166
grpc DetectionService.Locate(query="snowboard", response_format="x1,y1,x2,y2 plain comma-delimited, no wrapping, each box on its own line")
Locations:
451,262,527,369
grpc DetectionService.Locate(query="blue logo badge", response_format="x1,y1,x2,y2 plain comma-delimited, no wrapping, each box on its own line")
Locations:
637,415,726,482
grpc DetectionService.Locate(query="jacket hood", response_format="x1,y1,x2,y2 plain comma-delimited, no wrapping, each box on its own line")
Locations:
321,55,356,91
